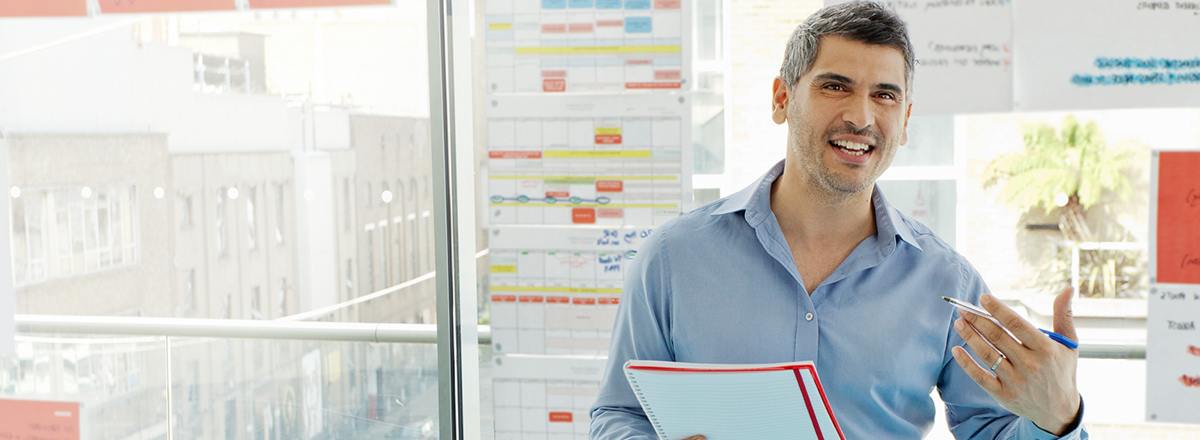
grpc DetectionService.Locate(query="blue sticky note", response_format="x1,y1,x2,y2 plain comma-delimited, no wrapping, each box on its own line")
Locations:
625,0,650,9
542,0,567,9
625,16,651,33
570,0,594,7
596,0,621,8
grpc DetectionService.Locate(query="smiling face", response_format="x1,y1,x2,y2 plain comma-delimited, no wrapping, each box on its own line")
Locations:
772,35,912,198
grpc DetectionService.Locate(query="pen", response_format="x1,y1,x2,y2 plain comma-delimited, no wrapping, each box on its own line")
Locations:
941,296,1079,350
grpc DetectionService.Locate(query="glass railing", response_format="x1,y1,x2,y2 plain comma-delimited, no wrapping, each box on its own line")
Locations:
1,317,490,440
0,315,1175,440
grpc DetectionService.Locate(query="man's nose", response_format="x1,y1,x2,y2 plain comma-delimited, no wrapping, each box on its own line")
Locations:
842,94,874,129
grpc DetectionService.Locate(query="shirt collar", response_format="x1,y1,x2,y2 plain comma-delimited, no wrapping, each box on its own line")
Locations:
711,160,923,252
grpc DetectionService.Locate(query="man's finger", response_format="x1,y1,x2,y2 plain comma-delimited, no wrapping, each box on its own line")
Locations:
1053,287,1078,342
955,317,1011,374
980,294,1045,351
957,308,1025,360
951,345,1001,392
682,436,706,440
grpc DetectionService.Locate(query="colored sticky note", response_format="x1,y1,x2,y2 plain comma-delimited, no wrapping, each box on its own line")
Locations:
569,0,593,7
625,16,652,33
1156,152,1200,284
542,0,567,8
625,0,650,9
596,0,622,8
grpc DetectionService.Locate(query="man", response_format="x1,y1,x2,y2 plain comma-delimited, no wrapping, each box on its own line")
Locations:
589,2,1088,439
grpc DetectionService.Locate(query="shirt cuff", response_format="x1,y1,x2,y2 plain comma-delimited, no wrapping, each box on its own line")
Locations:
1024,397,1086,440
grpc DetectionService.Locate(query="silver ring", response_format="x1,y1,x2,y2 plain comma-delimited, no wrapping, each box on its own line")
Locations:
990,356,1004,371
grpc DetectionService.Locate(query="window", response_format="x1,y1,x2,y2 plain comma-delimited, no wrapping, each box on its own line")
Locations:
274,184,285,245
181,195,192,227
181,269,195,314
365,182,372,207
246,186,257,251
344,259,354,299
343,178,351,232
366,225,376,293
277,277,289,317
11,184,141,286
216,188,227,257
250,286,262,319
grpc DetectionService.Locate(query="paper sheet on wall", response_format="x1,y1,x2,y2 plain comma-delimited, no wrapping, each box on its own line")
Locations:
1014,0,1200,111
488,225,651,356
485,0,690,93
486,94,691,226
1146,151,1200,424
492,353,606,440
826,0,1013,115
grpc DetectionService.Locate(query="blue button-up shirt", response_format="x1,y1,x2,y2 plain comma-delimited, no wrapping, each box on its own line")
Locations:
590,161,1087,439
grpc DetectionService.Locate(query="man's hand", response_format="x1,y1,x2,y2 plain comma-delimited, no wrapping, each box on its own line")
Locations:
950,287,1082,436
682,436,705,440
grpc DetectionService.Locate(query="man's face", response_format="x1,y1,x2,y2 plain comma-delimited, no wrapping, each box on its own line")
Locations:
772,35,911,197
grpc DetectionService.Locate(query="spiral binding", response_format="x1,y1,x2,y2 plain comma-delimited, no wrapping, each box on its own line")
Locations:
628,376,668,438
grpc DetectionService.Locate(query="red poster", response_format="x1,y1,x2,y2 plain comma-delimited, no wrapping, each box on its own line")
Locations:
249,0,390,8
0,1,87,17
1156,152,1200,284
0,399,81,440
98,0,236,13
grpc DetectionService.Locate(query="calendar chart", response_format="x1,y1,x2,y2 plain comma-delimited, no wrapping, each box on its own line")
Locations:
485,0,689,93
492,354,607,440
488,225,651,356
487,94,690,226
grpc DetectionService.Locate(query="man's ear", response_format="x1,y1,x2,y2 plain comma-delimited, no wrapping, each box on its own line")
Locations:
771,77,788,125
900,101,912,145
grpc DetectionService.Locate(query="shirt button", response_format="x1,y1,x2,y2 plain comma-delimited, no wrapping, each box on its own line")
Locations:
805,312,814,321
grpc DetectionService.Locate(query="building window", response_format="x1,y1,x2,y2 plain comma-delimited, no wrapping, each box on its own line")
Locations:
11,183,140,287
345,259,354,299
277,277,290,317
342,178,351,232
274,183,285,246
365,182,372,207
216,188,227,256
246,186,257,251
180,195,192,228
182,269,195,314
423,211,432,274
251,286,263,319
366,226,376,293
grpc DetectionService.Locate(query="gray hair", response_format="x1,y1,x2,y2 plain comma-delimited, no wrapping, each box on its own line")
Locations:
779,1,914,93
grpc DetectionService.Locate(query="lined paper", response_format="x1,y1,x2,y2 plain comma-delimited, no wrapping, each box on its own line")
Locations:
625,361,837,440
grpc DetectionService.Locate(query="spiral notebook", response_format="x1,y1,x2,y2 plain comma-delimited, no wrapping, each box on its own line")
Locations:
623,360,845,440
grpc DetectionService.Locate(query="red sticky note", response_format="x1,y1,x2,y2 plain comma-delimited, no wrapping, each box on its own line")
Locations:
1156,152,1200,283
572,208,596,224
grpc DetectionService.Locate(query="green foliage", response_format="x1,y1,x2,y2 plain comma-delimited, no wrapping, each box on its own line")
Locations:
983,116,1135,214
983,116,1145,298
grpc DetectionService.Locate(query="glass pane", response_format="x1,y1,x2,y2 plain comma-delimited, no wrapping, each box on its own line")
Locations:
2,2,443,438
0,334,168,439
892,115,954,167
876,179,957,247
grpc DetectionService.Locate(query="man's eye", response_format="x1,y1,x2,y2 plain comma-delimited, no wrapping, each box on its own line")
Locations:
824,83,846,91
878,92,896,100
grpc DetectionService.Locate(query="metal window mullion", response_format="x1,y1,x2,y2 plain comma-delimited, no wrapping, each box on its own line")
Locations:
429,0,480,437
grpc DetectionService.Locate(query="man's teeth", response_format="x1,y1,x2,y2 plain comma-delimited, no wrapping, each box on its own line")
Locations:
832,140,871,156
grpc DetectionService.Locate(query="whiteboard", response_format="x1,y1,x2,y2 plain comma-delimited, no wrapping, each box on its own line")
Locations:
1146,151,1200,425
825,0,1013,116
1014,0,1200,111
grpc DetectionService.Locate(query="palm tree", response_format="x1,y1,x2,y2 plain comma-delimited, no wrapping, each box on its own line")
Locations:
982,116,1142,298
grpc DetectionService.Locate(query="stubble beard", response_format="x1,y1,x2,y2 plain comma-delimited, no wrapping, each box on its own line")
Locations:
788,117,895,204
